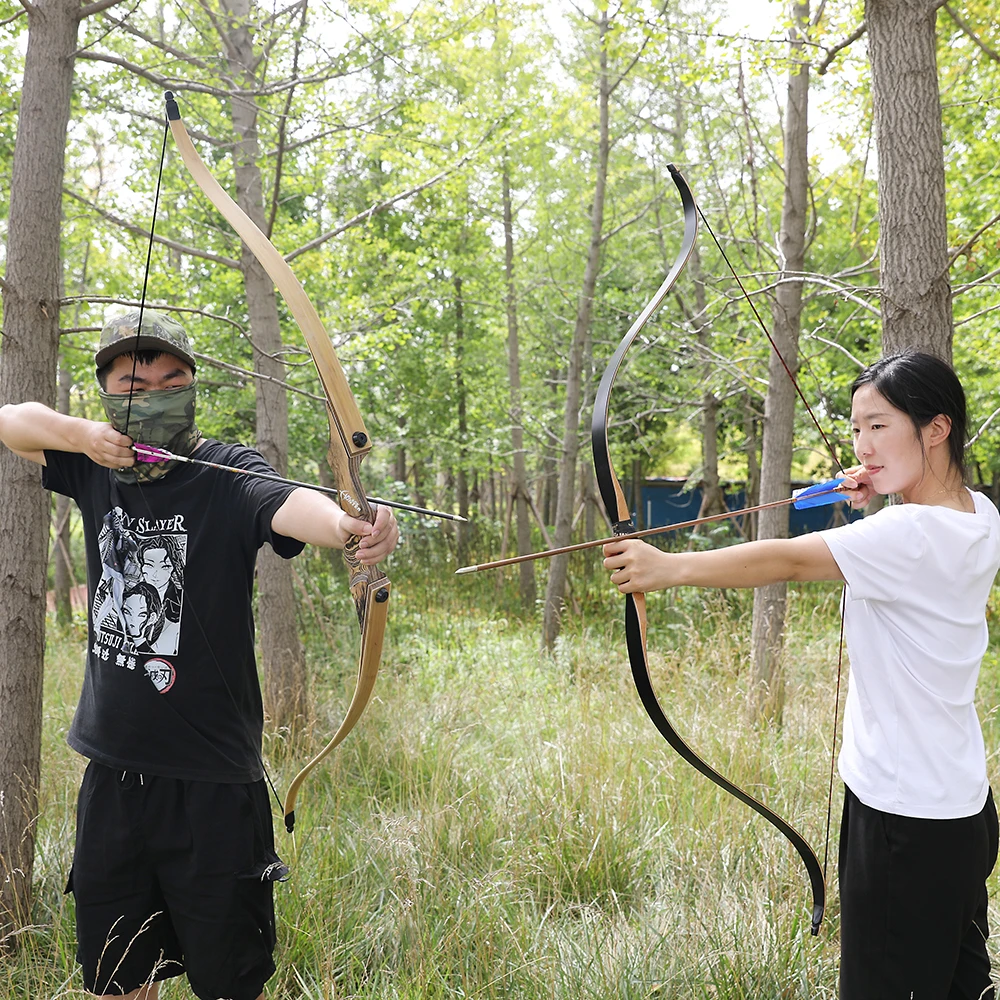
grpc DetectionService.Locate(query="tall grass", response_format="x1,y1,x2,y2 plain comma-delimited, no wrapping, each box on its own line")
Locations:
6,563,1000,998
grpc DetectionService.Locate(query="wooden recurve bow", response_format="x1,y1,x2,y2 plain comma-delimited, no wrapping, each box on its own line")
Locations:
165,92,390,834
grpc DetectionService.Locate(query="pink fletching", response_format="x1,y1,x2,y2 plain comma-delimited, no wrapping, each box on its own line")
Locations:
134,444,170,463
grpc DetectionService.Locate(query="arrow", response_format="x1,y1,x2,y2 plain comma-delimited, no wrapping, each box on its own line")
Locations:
455,478,848,575
133,443,467,522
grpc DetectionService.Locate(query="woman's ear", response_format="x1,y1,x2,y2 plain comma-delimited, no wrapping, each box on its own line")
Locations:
926,413,953,447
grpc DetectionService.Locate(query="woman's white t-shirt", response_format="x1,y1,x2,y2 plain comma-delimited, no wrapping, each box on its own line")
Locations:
821,489,1000,819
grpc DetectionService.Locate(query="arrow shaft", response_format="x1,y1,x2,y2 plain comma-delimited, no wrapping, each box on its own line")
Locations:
134,445,465,521
456,486,844,574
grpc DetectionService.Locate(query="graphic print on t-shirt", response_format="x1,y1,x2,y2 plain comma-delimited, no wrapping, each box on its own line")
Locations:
91,507,186,681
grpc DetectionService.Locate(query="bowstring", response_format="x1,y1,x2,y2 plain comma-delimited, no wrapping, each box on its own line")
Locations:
696,202,847,890
122,109,169,443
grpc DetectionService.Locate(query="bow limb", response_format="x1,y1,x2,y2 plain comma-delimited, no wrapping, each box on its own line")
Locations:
591,164,824,936
163,93,389,833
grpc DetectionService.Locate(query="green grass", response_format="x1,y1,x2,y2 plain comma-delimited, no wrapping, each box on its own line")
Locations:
6,568,1000,998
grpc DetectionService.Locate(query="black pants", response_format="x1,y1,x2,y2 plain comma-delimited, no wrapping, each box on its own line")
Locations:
839,785,998,1000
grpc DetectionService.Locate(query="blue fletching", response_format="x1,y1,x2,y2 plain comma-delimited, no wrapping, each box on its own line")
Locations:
792,477,847,509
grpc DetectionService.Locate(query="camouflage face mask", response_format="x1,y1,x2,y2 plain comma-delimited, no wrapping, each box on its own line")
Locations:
99,381,202,484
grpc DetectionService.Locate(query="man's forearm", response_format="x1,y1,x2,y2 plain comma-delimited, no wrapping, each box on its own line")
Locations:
0,402,90,455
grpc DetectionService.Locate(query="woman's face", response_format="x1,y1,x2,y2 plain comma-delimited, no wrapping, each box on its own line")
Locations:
142,547,173,590
850,384,929,499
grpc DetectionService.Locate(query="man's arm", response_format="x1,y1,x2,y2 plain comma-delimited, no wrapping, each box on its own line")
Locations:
0,402,134,468
271,487,399,564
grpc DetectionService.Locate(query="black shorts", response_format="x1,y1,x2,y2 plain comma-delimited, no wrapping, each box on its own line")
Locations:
67,761,285,1000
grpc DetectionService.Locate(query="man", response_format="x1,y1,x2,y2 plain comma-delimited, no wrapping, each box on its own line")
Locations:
0,309,399,1000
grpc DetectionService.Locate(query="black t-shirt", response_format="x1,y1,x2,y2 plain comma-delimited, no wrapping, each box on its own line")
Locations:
43,441,305,782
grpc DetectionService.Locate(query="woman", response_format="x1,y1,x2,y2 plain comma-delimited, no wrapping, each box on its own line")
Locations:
604,352,1000,999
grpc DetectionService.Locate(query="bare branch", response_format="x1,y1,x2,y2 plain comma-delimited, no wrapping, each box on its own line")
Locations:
947,209,1000,268
943,3,1000,63
955,300,1000,328
1,6,28,26
286,127,500,263
75,51,232,99
89,9,217,73
953,265,1000,296
817,21,866,75
968,406,1000,447
63,188,241,269
806,333,868,370
194,352,325,403
78,0,132,20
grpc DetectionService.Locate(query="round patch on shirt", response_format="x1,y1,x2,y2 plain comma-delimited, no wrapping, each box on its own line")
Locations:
144,658,176,694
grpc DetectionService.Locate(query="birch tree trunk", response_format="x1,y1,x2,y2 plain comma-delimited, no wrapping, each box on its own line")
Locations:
0,0,83,932
866,0,953,359
541,8,610,650
218,0,307,731
690,245,728,529
750,0,811,723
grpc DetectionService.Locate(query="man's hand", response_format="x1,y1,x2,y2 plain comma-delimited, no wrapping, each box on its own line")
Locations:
273,487,400,559
80,422,135,469
339,505,400,565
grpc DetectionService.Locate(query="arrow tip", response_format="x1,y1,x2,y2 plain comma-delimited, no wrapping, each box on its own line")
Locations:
454,566,477,575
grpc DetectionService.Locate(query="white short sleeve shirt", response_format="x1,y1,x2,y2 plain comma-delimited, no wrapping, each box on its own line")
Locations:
821,490,1000,819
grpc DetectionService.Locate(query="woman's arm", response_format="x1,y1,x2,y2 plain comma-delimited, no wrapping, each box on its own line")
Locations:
603,532,844,594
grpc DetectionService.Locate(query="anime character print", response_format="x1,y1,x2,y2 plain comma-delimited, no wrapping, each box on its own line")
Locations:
93,507,187,670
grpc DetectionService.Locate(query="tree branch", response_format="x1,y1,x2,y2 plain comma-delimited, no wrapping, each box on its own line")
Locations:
78,0,132,20
943,3,1000,63
948,209,1000,268
817,21,866,75
63,188,241,269
1,6,28,26
285,126,500,262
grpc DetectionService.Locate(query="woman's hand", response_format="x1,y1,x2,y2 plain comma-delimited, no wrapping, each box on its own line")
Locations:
839,464,875,509
602,538,672,594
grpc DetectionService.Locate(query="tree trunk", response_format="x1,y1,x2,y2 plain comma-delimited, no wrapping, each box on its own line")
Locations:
218,0,307,732
501,156,536,610
690,245,728,531
454,273,470,564
750,0,811,724
542,8,611,650
53,360,75,625
866,0,953,359
0,0,81,933
744,397,761,541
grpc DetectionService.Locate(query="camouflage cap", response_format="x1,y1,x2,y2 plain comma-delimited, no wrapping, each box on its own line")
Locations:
95,309,196,371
